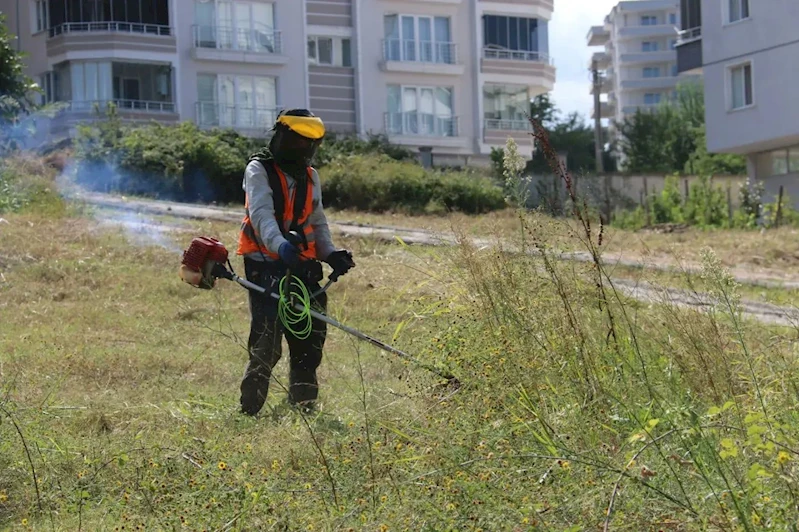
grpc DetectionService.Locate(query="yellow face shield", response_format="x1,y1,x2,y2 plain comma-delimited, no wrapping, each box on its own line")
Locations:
277,114,326,140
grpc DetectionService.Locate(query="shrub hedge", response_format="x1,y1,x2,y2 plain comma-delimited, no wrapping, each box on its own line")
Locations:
322,154,506,214
70,105,506,214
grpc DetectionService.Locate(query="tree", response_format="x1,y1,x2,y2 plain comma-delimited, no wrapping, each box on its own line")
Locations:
616,108,672,173
616,78,746,175
0,12,37,120
526,95,608,175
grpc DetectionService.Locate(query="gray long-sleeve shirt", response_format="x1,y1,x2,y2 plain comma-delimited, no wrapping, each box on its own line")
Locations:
242,159,337,262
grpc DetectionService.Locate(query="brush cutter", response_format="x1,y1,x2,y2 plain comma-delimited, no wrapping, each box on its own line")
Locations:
178,235,456,383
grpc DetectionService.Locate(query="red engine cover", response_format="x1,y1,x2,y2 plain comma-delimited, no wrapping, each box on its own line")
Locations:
181,237,229,272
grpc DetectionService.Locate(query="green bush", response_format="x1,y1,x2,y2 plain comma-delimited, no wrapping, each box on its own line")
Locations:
321,154,506,215
73,106,264,203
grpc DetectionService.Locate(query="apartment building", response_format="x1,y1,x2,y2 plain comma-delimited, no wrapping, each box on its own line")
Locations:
1,0,556,166
676,0,799,203
586,0,680,147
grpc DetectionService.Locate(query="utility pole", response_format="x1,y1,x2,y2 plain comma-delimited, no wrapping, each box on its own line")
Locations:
591,59,604,174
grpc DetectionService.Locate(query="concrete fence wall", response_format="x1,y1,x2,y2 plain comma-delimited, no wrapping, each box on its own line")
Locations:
523,172,750,215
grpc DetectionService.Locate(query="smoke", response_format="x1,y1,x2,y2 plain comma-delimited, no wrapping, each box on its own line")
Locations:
55,157,190,256
95,208,187,255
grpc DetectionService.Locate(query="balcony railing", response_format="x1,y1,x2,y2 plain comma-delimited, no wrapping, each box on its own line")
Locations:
677,27,702,45
196,102,279,130
382,39,458,65
48,22,171,38
192,25,282,54
483,47,553,65
62,100,176,113
384,112,459,137
484,118,533,131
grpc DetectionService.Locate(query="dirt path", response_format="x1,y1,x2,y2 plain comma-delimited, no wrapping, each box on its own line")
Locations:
74,191,799,289
70,191,799,327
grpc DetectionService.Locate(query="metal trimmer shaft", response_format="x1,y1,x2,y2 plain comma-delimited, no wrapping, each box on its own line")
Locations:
215,265,454,382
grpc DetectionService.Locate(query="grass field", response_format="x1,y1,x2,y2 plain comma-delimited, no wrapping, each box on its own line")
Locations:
3,157,799,530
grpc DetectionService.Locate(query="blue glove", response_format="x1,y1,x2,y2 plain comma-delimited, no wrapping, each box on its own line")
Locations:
279,241,301,266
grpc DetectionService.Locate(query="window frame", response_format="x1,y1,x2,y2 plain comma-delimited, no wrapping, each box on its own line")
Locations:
727,60,754,111
386,83,455,137
640,15,658,26
31,0,49,34
642,66,661,78
726,0,751,25
308,35,353,67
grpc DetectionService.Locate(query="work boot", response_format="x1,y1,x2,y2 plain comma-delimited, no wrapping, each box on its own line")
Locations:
288,368,319,413
240,376,270,416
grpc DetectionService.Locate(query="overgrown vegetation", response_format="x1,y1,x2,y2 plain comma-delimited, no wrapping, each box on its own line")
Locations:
68,106,504,214
616,80,747,175
322,154,505,215
4,126,799,530
614,175,796,230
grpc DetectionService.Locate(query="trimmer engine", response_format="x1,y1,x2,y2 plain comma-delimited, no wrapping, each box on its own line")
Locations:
179,236,229,289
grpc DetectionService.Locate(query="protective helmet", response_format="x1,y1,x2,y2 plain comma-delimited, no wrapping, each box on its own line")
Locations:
269,108,326,167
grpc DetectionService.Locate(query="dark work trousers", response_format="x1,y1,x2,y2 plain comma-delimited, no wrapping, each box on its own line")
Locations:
240,256,328,416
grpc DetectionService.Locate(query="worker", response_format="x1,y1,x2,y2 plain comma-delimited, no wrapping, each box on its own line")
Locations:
236,109,355,416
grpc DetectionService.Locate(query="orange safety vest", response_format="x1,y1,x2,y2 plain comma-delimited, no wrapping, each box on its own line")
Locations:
237,161,318,261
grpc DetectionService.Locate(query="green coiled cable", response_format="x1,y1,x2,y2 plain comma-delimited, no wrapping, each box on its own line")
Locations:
278,274,313,339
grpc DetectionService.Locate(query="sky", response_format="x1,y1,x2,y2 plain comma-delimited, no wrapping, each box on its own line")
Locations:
548,0,619,123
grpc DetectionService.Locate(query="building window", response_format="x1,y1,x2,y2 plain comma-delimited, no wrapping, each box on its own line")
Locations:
644,93,661,105
194,1,277,53
642,41,659,52
729,62,753,110
643,67,661,78
386,85,455,137
669,13,677,25
384,15,454,64
49,0,170,34
483,84,529,129
482,15,547,60
769,148,799,175
670,39,677,49
671,64,679,76
728,0,750,23
196,73,277,129
641,15,658,26
32,0,49,33
308,36,352,67
38,72,55,104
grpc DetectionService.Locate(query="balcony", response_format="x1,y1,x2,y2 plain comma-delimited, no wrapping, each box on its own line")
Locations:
479,0,554,14
590,76,612,95
483,118,534,147
676,27,703,74
591,51,610,69
49,99,178,134
622,103,662,115
480,48,555,92
617,24,679,39
621,50,676,65
192,26,287,65
195,102,279,135
384,113,468,150
592,101,613,120
380,39,464,75
587,25,610,46
46,22,176,56
621,76,680,90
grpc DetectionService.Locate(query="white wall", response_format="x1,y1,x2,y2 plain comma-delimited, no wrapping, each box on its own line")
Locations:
175,0,309,124
356,0,476,143
702,0,799,154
